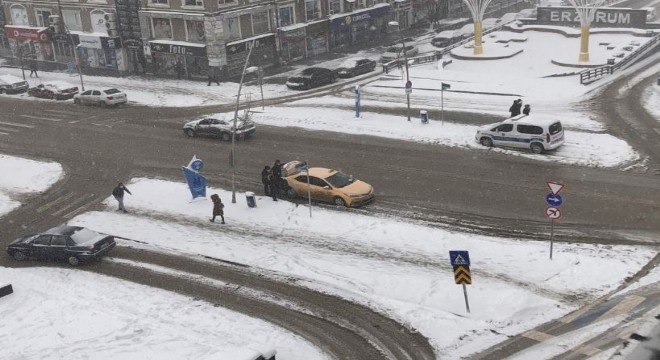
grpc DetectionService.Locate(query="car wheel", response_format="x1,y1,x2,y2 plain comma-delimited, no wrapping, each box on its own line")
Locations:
184,129,195,137
479,137,493,147
333,197,347,207
12,251,27,261
286,187,297,199
100,101,107,108
73,98,80,104
221,132,231,142
67,256,81,266
530,143,544,154
0,89,5,94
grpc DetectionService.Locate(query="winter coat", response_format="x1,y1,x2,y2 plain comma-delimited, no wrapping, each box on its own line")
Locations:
261,168,271,185
112,185,131,198
212,201,224,216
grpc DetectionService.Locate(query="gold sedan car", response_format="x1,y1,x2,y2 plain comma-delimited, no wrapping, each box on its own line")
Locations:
281,161,374,207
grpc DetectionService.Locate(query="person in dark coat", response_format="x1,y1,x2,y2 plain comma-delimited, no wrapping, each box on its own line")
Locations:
112,182,132,213
270,160,282,200
509,99,522,117
175,60,184,80
29,59,38,78
261,165,271,196
210,194,225,224
522,104,531,115
207,67,220,86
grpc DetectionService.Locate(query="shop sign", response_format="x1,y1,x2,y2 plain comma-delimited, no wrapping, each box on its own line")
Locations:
5,26,49,42
330,5,390,30
226,34,275,55
51,33,72,43
280,28,305,41
536,7,647,28
78,35,102,49
102,37,123,49
123,38,143,49
150,42,207,57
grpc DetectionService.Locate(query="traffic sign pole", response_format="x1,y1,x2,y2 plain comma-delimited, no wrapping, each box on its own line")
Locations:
550,219,554,260
463,284,470,313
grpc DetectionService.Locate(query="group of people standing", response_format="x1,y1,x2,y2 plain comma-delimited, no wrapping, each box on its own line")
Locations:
509,99,531,117
261,160,283,201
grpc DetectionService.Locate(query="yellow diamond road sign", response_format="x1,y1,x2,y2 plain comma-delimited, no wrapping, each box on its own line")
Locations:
454,265,472,285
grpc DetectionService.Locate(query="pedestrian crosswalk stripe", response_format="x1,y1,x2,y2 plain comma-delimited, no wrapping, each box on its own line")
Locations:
37,192,77,213
51,194,95,216
0,121,34,128
595,295,645,323
20,114,62,122
522,330,553,342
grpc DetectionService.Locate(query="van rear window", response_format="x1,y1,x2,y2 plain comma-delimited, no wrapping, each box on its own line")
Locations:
549,122,563,135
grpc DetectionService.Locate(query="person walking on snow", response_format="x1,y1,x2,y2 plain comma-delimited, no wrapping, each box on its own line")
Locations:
209,194,225,224
522,104,531,115
29,59,38,78
112,182,132,213
261,165,271,196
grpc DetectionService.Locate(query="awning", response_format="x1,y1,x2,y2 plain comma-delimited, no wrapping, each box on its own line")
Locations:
4,25,49,42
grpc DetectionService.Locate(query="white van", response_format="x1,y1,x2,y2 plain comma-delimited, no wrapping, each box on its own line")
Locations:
475,115,565,154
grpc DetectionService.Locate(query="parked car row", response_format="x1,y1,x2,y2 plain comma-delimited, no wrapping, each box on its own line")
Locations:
286,57,378,90
28,83,79,100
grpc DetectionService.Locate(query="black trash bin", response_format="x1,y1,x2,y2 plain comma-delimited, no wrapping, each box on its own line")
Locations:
245,191,256,208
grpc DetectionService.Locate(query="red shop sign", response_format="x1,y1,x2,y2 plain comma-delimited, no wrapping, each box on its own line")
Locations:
5,26,49,42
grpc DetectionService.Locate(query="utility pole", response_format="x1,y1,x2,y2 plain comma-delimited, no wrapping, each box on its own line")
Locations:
56,0,84,91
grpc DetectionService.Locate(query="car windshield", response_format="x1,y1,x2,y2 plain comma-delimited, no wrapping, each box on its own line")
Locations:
325,171,355,188
301,68,317,75
104,89,121,94
386,46,402,52
69,227,100,244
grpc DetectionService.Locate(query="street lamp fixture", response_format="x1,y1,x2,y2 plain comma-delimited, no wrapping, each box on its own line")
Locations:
230,40,256,204
388,21,411,122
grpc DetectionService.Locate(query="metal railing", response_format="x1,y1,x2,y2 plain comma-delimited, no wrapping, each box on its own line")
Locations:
579,32,660,84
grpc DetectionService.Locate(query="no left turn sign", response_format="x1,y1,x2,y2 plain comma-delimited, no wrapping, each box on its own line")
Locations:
545,206,562,220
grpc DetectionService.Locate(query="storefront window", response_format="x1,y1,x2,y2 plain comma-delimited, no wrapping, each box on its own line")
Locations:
186,20,205,42
329,0,341,15
152,18,172,39
183,0,203,6
278,6,294,27
252,11,270,34
150,0,169,4
10,5,29,26
305,0,320,21
226,17,240,40
62,10,82,31
35,9,53,27
218,0,235,4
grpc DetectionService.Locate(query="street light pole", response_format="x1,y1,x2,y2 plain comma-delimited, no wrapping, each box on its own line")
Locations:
230,39,256,204
389,21,411,121
56,0,84,91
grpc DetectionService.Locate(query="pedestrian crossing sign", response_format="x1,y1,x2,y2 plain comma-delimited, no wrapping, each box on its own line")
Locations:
449,251,470,267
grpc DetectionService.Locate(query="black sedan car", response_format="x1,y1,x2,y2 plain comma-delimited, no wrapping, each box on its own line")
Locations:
286,67,336,90
6,225,116,266
336,58,377,78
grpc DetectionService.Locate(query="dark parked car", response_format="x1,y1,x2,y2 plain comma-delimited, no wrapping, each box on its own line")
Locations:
286,67,336,90
336,58,377,78
28,82,79,100
431,30,464,48
0,74,29,94
6,225,116,266
183,116,256,141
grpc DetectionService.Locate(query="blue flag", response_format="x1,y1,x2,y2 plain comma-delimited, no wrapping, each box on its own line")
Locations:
182,166,207,199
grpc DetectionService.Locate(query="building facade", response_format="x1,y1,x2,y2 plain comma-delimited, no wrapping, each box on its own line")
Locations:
1,0,529,79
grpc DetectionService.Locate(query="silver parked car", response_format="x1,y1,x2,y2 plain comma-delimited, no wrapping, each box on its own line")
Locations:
0,74,29,94
183,116,256,141
74,88,127,107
